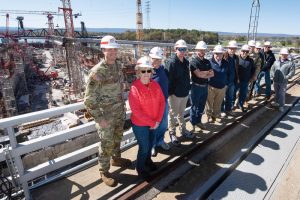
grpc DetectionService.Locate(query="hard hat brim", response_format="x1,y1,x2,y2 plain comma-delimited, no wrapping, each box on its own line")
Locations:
213,50,224,53
175,45,188,48
227,46,238,48
149,55,163,59
135,65,154,69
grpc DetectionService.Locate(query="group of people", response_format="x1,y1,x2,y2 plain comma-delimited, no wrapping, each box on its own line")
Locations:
84,35,296,187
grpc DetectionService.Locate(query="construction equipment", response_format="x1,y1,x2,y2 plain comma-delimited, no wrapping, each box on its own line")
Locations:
59,0,85,100
136,0,144,57
247,0,260,41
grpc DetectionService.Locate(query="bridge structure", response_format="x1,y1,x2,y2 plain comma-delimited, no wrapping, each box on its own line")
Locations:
0,28,88,40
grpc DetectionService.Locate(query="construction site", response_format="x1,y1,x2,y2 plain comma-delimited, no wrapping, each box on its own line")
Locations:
1,0,300,199
0,1,172,198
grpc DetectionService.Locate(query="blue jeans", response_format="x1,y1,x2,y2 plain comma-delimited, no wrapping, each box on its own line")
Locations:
132,124,155,173
235,81,248,107
224,82,236,112
152,102,168,147
255,70,271,97
189,84,208,125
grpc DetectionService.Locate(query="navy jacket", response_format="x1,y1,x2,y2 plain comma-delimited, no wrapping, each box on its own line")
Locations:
165,55,190,97
152,65,169,100
209,57,229,89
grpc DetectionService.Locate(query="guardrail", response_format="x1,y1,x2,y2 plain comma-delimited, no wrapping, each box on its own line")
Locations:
0,102,134,199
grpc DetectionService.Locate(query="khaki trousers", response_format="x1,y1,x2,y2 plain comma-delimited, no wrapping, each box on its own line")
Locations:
206,85,226,118
168,95,189,133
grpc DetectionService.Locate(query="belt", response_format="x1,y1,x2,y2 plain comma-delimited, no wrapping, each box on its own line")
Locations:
193,83,208,87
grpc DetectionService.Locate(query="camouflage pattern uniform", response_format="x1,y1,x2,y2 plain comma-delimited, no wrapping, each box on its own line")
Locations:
84,59,125,173
247,51,262,99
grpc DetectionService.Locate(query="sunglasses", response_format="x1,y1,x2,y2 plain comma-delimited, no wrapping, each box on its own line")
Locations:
177,48,187,52
141,69,152,74
241,50,249,53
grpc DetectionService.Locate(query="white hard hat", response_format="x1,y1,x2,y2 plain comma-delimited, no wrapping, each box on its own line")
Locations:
264,41,272,47
248,40,256,47
149,47,164,59
255,42,262,49
100,35,120,48
213,45,224,53
241,44,250,51
175,39,187,48
227,40,238,48
195,41,207,50
280,48,289,55
136,56,153,69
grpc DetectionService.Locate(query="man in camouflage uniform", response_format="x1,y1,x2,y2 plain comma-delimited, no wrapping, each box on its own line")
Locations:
84,35,131,187
246,40,262,102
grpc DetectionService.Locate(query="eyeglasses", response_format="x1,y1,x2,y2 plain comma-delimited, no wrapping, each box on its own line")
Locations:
177,48,187,52
241,50,249,53
140,69,152,74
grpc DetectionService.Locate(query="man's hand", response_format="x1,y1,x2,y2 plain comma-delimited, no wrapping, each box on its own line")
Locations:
98,119,109,128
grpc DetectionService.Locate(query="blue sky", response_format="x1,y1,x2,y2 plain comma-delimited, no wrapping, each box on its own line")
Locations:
1,0,299,35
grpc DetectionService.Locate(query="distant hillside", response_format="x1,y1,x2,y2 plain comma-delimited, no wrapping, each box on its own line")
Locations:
1,27,298,37
84,28,135,33
218,31,300,37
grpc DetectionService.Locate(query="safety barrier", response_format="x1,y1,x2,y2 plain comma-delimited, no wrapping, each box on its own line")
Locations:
0,102,134,199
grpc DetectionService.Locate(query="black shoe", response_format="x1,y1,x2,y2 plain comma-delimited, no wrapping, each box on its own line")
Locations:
225,111,236,117
137,170,151,179
151,147,157,157
146,160,158,172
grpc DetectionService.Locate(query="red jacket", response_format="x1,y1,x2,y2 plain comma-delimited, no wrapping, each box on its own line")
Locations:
129,79,165,128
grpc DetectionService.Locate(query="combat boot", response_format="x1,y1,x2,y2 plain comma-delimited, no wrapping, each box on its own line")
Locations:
111,157,131,167
100,172,117,187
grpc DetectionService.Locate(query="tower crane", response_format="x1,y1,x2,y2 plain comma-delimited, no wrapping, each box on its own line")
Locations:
136,0,144,57
59,0,85,99
247,0,260,41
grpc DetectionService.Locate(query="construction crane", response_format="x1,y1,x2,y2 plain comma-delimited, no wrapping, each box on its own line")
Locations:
16,16,25,36
59,0,85,99
136,0,144,57
247,0,260,41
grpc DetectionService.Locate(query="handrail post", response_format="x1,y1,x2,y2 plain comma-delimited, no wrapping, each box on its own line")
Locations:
6,126,30,199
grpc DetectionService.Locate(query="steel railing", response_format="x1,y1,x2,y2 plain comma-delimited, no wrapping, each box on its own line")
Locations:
0,102,134,199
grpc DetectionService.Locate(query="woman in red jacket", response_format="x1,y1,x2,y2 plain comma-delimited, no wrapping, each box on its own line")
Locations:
129,56,166,178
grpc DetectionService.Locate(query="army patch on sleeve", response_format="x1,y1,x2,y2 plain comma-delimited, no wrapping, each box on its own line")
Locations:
91,73,102,81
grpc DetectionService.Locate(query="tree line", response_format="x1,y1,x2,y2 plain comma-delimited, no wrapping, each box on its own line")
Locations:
89,29,219,45
88,29,300,49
